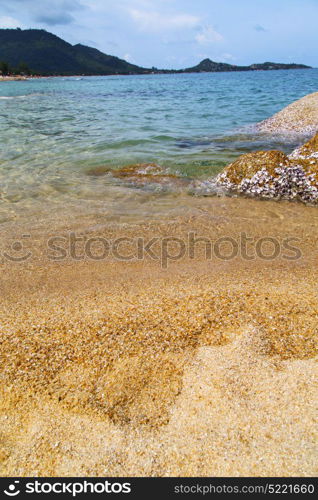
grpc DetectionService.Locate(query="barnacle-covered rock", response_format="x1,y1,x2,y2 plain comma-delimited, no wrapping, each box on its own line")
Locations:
218,150,290,184
215,133,318,204
289,131,318,165
257,91,318,135
113,163,163,178
112,163,190,189
295,131,318,156
86,162,190,189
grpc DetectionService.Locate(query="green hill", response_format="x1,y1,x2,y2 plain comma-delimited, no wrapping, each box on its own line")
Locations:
0,28,149,76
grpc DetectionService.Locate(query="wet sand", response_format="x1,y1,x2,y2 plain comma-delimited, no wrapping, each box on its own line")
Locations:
0,196,317,476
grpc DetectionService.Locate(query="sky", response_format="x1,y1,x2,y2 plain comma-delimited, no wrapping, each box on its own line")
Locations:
0,0,317,69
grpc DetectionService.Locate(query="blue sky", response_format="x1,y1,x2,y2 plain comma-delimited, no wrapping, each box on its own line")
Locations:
0,0,317,68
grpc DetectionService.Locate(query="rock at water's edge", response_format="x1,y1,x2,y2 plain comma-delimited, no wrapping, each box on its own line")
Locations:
257,91,318,135
219,151,290,184
215,133,318,204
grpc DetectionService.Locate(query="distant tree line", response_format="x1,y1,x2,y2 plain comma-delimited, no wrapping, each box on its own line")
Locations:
0,60,33,76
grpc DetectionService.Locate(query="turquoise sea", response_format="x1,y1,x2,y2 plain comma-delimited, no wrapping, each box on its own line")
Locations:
0,69,318,224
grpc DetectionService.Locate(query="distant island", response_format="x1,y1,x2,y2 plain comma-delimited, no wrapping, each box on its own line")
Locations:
0,28,312,77
184,59,311,73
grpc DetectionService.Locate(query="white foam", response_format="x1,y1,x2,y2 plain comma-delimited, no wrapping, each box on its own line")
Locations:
0,93,42,100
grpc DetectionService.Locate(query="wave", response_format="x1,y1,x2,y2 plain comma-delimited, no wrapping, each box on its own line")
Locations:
188,178,225,197
0,93,43,100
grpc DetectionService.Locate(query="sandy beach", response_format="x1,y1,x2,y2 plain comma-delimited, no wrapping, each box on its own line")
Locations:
0,194,317,477
0,76,28,82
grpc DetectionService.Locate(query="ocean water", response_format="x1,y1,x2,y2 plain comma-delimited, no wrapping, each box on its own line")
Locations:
0,69,318,224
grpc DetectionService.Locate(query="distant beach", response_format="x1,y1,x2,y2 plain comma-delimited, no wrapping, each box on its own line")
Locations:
0,75,29,81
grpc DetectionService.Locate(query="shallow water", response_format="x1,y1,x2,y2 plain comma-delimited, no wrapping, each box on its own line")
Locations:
0,69,318,223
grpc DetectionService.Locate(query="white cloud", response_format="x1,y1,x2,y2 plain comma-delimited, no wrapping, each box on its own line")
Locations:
0,16,23,29
195,25,223,44
129,8,200,32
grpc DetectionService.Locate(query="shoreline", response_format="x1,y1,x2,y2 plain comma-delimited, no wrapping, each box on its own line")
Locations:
0,67,315,82
0,76,28,82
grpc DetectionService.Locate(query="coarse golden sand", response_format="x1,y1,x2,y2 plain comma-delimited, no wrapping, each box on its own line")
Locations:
0,196,317,477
